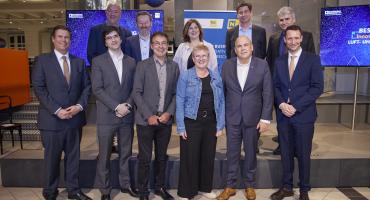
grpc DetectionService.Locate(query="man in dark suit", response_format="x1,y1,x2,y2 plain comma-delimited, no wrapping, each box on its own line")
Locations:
267,6,315,72
133,32,179,200
217,36,273,200
270,25,323,200
225,2,266,59
87,2,132,65
267,7,316,156
91,26,138,200
125,11,153,63
32,25,92,200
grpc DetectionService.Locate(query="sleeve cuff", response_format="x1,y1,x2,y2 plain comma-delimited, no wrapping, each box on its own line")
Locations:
260,119,271,124
54,107,62,115
76,104,83,111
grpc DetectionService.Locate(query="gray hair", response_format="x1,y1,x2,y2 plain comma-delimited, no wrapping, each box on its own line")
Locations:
277,6,296,20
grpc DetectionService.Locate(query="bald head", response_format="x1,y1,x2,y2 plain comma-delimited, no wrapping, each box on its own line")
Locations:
234,36,253,62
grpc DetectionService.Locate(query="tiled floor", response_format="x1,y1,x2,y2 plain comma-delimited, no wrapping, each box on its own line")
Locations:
0,187,369,200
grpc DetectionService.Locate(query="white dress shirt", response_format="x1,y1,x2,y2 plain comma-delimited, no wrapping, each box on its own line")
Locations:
288,47,302,72
139,34,150,60
108,49,124,84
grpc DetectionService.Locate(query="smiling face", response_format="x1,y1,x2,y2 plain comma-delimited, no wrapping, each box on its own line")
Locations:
192,49,209,70
105,30,122,51
52,29,70,54
284,29,302,54
187,22,200,40
278,13,296,30
237,5,252,25
137,14,152,37
151,34,168,59
105,4,121,25
234,36,253,60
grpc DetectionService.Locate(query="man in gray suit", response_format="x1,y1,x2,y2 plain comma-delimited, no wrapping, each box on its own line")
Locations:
225,2,266,59
91,26,138,200
32,25,92,200
133,32,179,200
217,36,273,200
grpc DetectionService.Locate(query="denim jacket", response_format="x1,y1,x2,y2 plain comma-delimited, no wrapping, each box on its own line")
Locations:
176,67,225,133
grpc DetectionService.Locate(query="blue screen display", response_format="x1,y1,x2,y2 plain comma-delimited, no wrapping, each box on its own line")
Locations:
320,5,370,67
66,10,164,66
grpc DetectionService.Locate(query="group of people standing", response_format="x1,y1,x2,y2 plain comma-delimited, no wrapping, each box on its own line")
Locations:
31,2,323,200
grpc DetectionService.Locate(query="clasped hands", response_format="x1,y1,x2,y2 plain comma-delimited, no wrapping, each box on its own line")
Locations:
147,112,171,125
115,103,131,118
56,105,81,119
279,102,296,117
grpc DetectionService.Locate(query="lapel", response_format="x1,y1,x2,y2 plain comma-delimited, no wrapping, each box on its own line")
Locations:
134,35,142,61
281,54,290,84
165,60,172,97
104,52,121,86
120,55,129,86
149,58,160,93
50,52,69,89
291,51,306,83
242,57,255,92
251,25,257,48
273,31,282,53
69,55,78,89
231,26,239,45
231,58,243,92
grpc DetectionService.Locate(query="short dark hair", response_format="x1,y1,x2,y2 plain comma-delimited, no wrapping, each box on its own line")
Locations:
285,25,302,36
102,26,121,42
136,11,152,22
236,2,252,13
182,19,204,43
51,25,71,38
150,32,169,44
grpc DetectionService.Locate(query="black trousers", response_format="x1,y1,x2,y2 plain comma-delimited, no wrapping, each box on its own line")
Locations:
136,124,172,195
177,117,217,199
41,128,81,199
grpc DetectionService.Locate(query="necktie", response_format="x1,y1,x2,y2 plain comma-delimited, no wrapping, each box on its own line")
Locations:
62,56,70,84
289,56,296,80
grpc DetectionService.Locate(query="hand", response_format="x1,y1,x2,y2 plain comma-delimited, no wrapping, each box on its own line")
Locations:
65,105,81,117
115,111,123,118
158,112,171,124
148,115,159,125
116,104,130,117
280,103,296,117
56,108,72,119
256,121,269,133
216,130,223,137
180,132,187,140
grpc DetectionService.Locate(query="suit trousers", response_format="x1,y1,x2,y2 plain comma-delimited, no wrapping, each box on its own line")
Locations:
226,123,258,188
136,124,172,195
41,128,81,199
96,123,134,195
177,117,217,199
277,122,314,192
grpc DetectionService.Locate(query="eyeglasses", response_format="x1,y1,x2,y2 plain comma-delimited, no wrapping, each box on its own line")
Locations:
105,34,120,41
194,55,208,60
152,42,168,47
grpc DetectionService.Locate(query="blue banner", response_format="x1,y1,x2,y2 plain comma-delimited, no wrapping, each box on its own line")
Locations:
184,10,237,72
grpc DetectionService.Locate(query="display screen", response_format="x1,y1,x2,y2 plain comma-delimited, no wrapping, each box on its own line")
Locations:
66,10,164,66
320,5,370,67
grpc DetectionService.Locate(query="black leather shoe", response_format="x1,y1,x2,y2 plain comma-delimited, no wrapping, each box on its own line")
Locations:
299,192,309,200
270,188,294,200
101,194,110,200
68,191,92,200
121,186,139,197
139,195,149,200
273,145,281,155
154,188,174,200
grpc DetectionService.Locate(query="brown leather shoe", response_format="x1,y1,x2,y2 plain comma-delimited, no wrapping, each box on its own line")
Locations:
217,188,236,200
245,188,256,200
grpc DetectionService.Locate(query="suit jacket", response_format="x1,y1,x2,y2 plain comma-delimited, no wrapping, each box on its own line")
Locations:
267,30,315,73
87,24,132,65
32,52,91,130
124,35,153,63
222,57,273,127
91,52,136,125
133,57,180,126
225,25,267,59
273,51,323,124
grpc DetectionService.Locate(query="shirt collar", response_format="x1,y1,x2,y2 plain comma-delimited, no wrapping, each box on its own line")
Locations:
108,49,123,60
153,55,167,66
139,34,150,41
54,49,69,60
288,47,302,58
237,57,252,67
239,24,252,32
